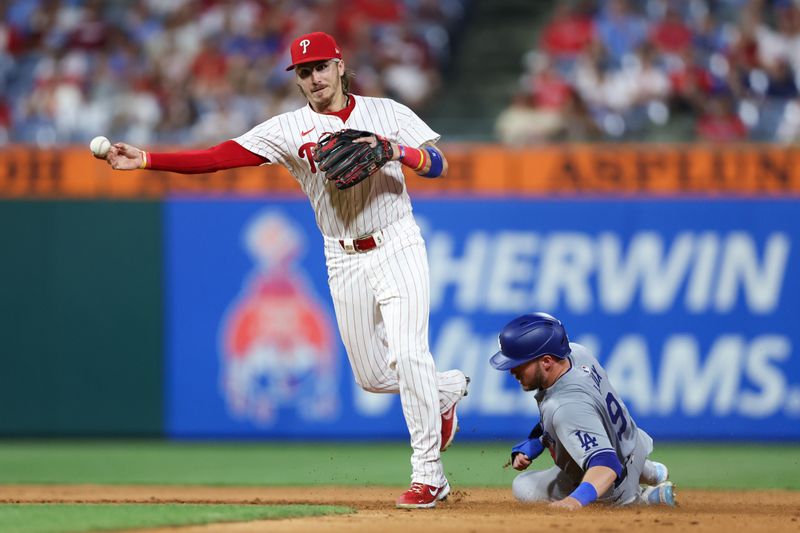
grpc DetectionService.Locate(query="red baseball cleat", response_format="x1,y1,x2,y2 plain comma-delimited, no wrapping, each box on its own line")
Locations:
440,405,459,452
441,376,469,452
395,482,451,509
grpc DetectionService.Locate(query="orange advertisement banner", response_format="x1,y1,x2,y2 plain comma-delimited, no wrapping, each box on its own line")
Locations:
1,144,798,198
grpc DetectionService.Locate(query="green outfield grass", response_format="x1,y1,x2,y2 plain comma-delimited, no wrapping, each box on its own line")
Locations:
0,441,798,490
0,504,351,533
1,441,797,532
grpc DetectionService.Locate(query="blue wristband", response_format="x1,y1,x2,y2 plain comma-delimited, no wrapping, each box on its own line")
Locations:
569,482,598,507
511,438,544,461
421,146,444,178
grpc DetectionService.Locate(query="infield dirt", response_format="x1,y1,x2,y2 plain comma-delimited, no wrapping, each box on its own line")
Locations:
1,485,798,532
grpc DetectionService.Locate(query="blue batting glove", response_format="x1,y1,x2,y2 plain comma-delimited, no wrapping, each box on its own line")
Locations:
511,438,544,461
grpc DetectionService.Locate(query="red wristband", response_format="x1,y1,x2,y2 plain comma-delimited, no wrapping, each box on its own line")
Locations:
398,145,425,171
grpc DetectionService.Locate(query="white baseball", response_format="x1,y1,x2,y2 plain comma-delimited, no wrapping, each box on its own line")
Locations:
89,136,111,158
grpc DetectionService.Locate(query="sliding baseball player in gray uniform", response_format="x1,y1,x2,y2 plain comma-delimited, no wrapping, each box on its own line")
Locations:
489,312,675,510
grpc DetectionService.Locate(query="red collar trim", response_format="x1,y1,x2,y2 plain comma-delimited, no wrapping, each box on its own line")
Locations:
316,94,356,122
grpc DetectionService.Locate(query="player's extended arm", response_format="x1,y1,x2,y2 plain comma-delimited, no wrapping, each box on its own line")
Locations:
550,465,618,510
104,140,267,173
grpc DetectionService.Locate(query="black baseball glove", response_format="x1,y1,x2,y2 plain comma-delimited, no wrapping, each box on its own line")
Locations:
313,129,394,190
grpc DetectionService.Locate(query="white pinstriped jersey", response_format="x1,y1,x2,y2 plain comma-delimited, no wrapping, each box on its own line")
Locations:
233,94,439,239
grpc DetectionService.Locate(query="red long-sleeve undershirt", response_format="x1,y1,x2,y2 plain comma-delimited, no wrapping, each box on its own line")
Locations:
147,140,267,173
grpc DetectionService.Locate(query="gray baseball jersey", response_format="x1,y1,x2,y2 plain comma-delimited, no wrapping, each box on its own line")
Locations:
535,342,653,501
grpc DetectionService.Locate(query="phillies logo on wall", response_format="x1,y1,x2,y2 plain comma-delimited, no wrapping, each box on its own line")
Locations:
218,210,339,427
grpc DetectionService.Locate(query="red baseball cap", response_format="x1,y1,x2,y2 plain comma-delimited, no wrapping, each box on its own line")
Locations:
285,32,343,71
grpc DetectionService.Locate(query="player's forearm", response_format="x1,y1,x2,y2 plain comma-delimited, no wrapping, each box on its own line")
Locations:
144,140,267,174
581,465,617,497
552,466,617,510
394,143,448,178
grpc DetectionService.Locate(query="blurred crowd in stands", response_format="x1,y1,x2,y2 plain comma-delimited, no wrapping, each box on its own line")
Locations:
0,0,465,145
496,0,800,144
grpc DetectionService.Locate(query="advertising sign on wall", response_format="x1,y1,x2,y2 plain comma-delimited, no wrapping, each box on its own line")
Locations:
167,199,799,440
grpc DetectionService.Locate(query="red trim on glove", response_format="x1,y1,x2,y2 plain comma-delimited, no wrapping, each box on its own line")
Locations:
148,140,267,174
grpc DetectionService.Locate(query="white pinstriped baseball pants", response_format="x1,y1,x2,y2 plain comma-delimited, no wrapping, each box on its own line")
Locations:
324,214,467,487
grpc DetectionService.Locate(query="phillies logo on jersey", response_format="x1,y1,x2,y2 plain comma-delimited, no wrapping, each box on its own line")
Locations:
299,142,317,172
218,210,339,427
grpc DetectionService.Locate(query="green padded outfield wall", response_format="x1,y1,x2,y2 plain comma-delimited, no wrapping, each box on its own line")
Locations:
0,201,163,435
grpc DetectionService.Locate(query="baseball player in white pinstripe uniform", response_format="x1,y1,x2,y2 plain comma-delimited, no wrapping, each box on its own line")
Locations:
101,31,469,509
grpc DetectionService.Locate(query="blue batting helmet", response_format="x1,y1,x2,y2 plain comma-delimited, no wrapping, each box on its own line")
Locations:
489,312,571,371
